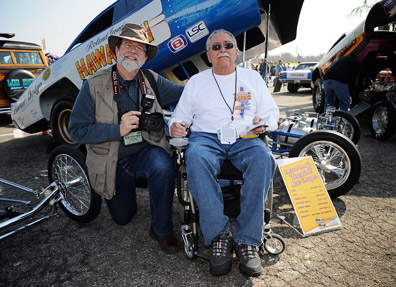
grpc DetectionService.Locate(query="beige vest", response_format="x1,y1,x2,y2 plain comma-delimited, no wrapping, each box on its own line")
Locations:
86,66,171,199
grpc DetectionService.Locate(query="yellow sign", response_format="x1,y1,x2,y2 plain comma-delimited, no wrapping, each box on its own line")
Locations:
277,156,342,236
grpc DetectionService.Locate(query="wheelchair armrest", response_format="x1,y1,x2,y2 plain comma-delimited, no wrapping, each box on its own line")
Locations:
170,137,189,150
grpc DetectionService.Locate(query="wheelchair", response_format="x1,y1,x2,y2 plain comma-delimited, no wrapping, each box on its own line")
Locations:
169,137,286,260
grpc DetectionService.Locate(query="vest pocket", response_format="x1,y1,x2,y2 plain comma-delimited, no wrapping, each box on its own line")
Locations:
86,144,109,198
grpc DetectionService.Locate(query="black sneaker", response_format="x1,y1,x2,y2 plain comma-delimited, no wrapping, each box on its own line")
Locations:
209,233,233,276
234,243,262,277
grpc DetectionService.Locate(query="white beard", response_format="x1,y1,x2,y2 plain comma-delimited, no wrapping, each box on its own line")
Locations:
117,51,144,73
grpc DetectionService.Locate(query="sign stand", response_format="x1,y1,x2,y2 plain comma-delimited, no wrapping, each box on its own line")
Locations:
276,156,342,236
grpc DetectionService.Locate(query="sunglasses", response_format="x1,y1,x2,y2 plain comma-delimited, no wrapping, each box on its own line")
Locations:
211,43,234,51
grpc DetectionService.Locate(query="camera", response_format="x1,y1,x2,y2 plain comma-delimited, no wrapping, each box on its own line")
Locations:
139,111,164,132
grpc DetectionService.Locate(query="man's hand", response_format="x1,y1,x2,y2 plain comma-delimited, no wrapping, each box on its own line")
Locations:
120,111,141,137
250,116,267,134
170,122,188,138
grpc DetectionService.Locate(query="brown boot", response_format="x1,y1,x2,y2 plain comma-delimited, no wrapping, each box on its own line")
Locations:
149,225,179,254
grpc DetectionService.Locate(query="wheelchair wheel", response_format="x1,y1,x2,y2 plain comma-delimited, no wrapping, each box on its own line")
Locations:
48,145,101,223
263,234,285,255
289,131,361,198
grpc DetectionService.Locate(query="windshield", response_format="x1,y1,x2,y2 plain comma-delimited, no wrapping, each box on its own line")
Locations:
295,63,316,70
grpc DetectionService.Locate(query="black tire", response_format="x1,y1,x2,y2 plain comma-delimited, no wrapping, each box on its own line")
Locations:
48,145,101,222
2,69,35,102
370,100,396,140
50,98,76,145
333,110,361,144
312,79,325,113
289,131,361,198
287,83,299,93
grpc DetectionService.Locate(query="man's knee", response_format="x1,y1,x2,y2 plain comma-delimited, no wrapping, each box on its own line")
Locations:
186,147,217,171
110,208,138,225
246,147,276,174
150,151,175,177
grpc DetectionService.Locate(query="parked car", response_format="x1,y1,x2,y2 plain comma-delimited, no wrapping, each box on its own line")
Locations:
11,0,305,145
279,62,317,93
310,0,396,139
0,33,48,114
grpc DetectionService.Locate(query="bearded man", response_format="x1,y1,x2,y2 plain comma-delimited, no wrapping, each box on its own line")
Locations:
69,23,183,254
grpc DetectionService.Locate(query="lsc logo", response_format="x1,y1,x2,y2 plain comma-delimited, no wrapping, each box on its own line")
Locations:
186,21,209,43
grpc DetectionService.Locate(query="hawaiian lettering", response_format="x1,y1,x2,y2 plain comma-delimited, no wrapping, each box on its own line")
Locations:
75,44,116,80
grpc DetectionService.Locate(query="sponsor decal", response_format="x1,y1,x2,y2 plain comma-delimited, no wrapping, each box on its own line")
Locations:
42,68,51,81
6,78,34,90
27,83,42,101
186,20,209,43
167,35,188,53
75,44,116,81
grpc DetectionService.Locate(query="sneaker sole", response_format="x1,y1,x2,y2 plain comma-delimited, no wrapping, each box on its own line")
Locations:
239,265,262,277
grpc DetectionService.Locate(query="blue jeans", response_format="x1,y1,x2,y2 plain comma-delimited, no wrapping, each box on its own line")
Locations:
185,132,276,246
323,79,350,112
105,145,175,236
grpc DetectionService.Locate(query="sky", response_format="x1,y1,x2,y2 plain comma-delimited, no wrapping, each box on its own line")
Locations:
1,0,375,57
268,0,376,57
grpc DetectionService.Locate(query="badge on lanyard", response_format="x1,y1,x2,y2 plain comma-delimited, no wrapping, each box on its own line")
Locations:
123,131,143,145
219,123,238,144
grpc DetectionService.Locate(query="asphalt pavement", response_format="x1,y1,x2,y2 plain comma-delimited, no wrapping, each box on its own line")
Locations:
0,88,395,286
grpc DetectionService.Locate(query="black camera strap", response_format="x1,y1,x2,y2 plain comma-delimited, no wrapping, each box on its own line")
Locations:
141,68,161,106
111,65,123,123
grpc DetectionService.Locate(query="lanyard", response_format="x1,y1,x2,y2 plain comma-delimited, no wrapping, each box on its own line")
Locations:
212,68,237,122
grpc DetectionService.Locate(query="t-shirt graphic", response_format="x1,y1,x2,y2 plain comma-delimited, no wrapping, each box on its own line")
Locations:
235,86,251,119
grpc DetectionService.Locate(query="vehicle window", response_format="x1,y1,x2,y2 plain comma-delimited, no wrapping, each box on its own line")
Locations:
295,64,314,70
14,52,44,65
68,7,114,52
127,0,146,10
0,51,12,64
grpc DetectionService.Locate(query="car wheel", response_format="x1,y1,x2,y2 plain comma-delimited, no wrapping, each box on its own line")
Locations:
50,98,76,145
312,79,325,113
287,83,299,93
370,100,396,140
333,110,361,145
289,131,361,198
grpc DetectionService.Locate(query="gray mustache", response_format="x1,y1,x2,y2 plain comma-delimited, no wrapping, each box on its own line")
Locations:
124,53,139,60
217,53,230,59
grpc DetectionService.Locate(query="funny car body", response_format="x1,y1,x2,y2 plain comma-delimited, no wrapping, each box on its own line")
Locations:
10,0,304,145
310,0,396,139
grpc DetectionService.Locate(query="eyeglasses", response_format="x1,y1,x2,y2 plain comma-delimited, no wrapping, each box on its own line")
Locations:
211,42,234,51
121,42,146,55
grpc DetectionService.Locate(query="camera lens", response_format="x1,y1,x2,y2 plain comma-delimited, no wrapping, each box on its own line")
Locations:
140,112,164,132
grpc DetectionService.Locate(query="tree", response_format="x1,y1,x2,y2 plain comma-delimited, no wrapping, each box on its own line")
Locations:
348,0,395,31
348,0,374,19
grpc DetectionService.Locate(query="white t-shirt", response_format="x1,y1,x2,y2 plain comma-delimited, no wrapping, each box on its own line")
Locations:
169,67,279,136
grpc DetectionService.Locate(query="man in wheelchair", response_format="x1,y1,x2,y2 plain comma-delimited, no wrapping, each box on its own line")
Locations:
169,30,279,277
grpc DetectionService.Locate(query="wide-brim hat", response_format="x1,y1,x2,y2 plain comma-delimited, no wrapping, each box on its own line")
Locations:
108,23,158,63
